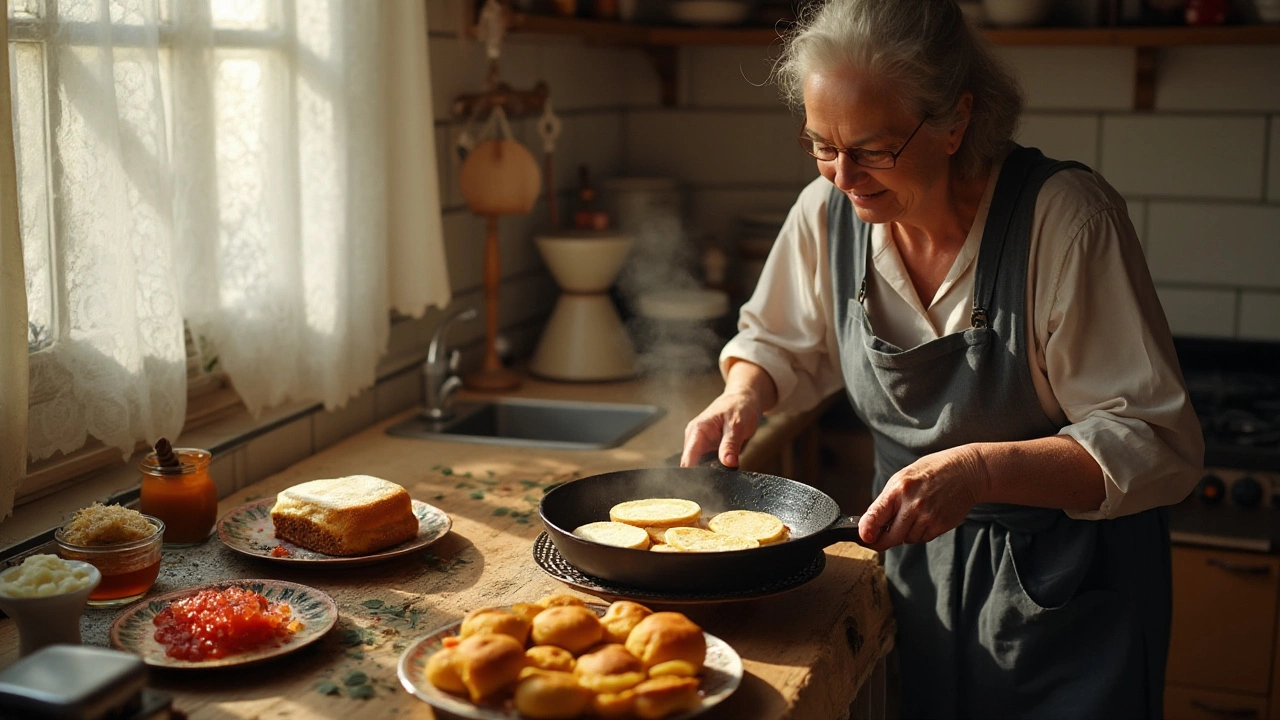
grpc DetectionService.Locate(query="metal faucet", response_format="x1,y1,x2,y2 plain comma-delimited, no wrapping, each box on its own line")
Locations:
423,306,478,421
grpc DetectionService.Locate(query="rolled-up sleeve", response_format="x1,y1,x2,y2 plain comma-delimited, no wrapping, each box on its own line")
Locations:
1035,182,1204,520
719,177,846,415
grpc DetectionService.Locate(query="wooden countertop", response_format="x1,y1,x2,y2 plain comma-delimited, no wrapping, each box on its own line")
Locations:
0,372,894,720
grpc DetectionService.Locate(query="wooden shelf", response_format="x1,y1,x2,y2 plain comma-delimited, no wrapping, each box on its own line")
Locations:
505,13,1280,47
492,10,1280,109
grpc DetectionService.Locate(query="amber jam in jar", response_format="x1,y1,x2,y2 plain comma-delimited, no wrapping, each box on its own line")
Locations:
140,448,217,546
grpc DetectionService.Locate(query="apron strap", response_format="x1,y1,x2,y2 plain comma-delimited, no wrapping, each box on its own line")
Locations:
971,147,1090,328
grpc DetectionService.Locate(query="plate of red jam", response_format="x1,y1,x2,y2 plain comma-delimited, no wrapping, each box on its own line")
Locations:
217,499,452,567
109,579,338,668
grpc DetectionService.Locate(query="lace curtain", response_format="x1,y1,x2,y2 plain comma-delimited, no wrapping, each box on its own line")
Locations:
8,0,449,477
0,8,25,519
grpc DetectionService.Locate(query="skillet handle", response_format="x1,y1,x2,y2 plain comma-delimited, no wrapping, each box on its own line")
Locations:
820,514,868,547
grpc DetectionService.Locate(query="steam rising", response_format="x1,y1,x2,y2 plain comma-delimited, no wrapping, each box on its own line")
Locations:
615,213,723,378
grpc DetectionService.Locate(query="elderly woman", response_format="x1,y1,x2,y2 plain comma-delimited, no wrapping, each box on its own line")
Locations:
680,1,1204,717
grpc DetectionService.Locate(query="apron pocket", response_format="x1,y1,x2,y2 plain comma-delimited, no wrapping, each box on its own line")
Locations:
1005,524,1103,612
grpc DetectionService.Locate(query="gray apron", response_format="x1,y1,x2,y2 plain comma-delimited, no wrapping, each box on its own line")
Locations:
827,146,1171,719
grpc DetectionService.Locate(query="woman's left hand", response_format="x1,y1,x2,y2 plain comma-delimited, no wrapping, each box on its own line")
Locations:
857,444,989,551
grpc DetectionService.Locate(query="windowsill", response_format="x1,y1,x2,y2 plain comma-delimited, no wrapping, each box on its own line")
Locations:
0,324,443,561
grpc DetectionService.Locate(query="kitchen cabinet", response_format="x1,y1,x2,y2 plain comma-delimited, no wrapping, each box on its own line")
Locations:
481,7,1280,109
1167,685,1270,720
1166,546,1280,718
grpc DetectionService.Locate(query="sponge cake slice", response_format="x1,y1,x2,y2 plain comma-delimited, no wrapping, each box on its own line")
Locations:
270,475,419,556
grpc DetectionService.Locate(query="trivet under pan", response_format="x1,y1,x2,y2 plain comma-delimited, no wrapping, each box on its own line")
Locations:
532,532,825,604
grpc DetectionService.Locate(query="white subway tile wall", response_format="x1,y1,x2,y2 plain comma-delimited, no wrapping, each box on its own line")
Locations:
1101,115,1267,199
623,110,810,185
680,46,784,108
313,389,377,452
1241,292,1280,341
1156,287,1238,338
245,417,314,488
1269,117,1280,204
1016,114,1100,167
208,448,245,500
1124,196,1149,249
1146,202,1280,287
995,47,1134,110
1155,47,1280,112
374,371,424,423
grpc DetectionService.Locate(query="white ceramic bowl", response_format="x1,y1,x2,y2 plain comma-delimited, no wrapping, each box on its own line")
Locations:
536,232,634,293
669,0,751,26
0,560,101,657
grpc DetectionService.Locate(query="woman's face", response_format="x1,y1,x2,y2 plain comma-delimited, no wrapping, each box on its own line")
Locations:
802,68,960,227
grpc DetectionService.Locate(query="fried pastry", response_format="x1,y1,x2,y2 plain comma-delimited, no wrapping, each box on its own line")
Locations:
453,633,529,703
665,526,759,552
459,607,531,645
573,521,650,549
423,646,466,695
625,612,706,672
631,675,702,719
609,498,701,528
513,670,593,720
573,643,646,693
531,604,604,654
526,644,576,673
600,600,653,644
707,509,789,544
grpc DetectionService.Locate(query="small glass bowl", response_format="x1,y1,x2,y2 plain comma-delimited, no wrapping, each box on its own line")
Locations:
55,516,165,608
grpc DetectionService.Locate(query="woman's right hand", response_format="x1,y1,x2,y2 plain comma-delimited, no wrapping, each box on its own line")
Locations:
680,360,778,468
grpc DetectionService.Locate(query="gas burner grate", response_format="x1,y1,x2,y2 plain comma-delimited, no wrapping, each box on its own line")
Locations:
532,532,825,604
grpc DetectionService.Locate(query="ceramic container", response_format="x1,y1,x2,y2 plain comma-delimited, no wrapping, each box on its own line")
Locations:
0,559,101,656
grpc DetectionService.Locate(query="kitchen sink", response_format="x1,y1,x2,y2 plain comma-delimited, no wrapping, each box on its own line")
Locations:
385,397,666,450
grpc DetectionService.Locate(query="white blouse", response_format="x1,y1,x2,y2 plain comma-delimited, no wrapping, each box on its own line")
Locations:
721,153,1205,520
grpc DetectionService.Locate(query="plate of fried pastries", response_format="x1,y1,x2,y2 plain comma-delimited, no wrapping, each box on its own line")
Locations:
397,596,743,720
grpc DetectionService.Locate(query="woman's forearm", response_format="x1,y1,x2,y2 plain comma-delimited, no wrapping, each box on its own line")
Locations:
723,359,779,413
971,435,1107,512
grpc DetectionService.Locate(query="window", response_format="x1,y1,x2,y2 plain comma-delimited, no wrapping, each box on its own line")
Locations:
6,0,449,505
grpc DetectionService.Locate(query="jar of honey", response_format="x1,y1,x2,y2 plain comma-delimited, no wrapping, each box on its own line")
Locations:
139,447,217,546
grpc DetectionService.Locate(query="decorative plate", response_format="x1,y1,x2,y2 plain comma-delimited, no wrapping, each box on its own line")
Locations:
398,604,743,720
217,498,451,567
109,579,338,669
532,532,825,605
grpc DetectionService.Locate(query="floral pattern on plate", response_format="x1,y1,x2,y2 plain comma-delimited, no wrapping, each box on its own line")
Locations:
217,498,451,567
110,579,338,669
397,604,743,720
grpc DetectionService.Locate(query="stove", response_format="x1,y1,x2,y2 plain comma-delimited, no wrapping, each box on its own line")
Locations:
1169,339,1280,553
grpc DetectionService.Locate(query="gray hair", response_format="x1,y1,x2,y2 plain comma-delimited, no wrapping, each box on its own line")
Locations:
774,0,1024,178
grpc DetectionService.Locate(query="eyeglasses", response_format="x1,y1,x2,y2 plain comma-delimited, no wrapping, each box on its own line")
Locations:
798,115,930,169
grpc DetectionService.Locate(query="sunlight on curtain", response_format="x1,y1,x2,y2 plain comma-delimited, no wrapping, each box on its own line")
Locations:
176,0,450,416
9,0,450,471
17,0,187,463
0,8,28,518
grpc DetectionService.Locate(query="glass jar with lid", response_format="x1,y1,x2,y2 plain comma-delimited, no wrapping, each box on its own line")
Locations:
139,448,217,546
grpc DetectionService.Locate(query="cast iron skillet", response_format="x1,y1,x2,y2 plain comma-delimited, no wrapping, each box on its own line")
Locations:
538,466,866,594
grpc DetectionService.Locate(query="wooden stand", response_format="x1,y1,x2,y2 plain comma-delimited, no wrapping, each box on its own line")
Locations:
464,216,521,391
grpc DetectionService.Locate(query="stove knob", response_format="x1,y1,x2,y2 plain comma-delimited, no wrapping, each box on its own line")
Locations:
1232,476,1264,509
1199,475,1225,505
